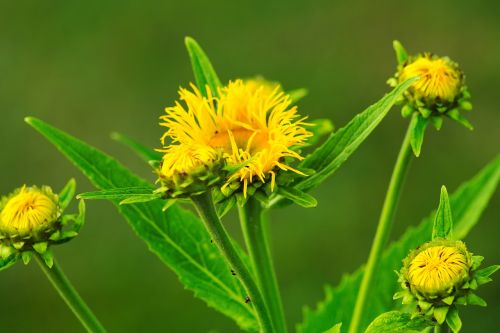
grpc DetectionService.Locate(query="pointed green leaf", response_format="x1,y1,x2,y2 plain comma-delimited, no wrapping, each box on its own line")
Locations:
393,40,409,65
0,254,18,272
446,307,462,333
298,155,499,333
119,194,162,205
25,117,258,331
448,109,473,130
185,36,222,97
475,265,499,286
288,88,308,104
433,186,453,239
323,322,342,333
466,293,487,307
78,187,156,200
433,306,449,324
409,113,429,157
58,178,76,211
291,77,418,194
111,132,162,163
364,311,433,333
277,187,317,208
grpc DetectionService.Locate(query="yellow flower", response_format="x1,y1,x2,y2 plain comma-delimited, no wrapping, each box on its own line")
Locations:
159,79,311,196
407,245,469,295
0,186,60,238
399,55,462,102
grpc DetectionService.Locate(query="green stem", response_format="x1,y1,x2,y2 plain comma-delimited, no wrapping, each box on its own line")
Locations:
35,255,106,333
348,115,417,333
191,192,273,333
434,325,442,333
238,197,288,333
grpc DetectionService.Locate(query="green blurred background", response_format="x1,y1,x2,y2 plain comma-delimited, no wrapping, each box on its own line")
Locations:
1,0,499,332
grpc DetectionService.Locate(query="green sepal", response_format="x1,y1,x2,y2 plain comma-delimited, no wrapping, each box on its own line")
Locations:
433,306,449,324
445,306,462,333
418,300,432,311
185,36,222,98
277,187,317,208
430,115,443,130
466,293,487,307
442,295,455,305
12,241,25,250
418,107,432,118
0,253,18,271
471,255,484,270
33,242,48,254
21,251,32,265
41,248,54,268
217,196,236,218
111,132,162,164
409,113,429,157
475,265,499,280
447,109,473,130
393,40,409,65
161,199,177,212
58,178,76,211
401,104,414,118
432,186,453,240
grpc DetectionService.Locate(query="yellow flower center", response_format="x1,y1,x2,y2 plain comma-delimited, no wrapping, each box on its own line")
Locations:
407,245,469,295
0,187,58,236
400,56,461,101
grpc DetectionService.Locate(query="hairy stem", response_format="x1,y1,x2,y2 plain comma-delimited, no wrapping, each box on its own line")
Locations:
238,197,288,333
36,255,106,333
191,192,273,333
349,114,417,333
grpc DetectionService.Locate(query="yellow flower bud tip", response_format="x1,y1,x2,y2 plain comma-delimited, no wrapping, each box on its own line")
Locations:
0,186,60,238
402,240,472,298
158,79,311,197
400,54,463,102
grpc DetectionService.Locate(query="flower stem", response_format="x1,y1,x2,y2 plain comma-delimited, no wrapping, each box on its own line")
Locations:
238,197,288,333
348,115,417,333
191,192,273,333
434,325,442,333
35,254,106,333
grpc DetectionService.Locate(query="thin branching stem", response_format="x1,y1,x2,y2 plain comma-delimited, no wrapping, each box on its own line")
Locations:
191,192,273,333
35,254,106,333
349,114,418,333
239,197,288,333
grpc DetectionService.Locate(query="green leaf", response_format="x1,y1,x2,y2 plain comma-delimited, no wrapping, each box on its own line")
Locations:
364,311,433,333
298,155,500,333
119,194,163,205
25,117,258,331
323,322,342,333
393,40,409,65
111,132,162,163
432,186,453,239
277,187,317,208
185,36,222,97
288,88,308,104
58,178,76,211
295,77,418,193
78,187,158,201
446,307,462,333
409,113,429,157
466,293,487,307
475,265,500,286
0,254,18,272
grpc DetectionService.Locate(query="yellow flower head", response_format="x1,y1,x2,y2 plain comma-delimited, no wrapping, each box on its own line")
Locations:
399,54,462,102
0,186,60,238
407,245,469,295
401,240,472,298
159,79,311,196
